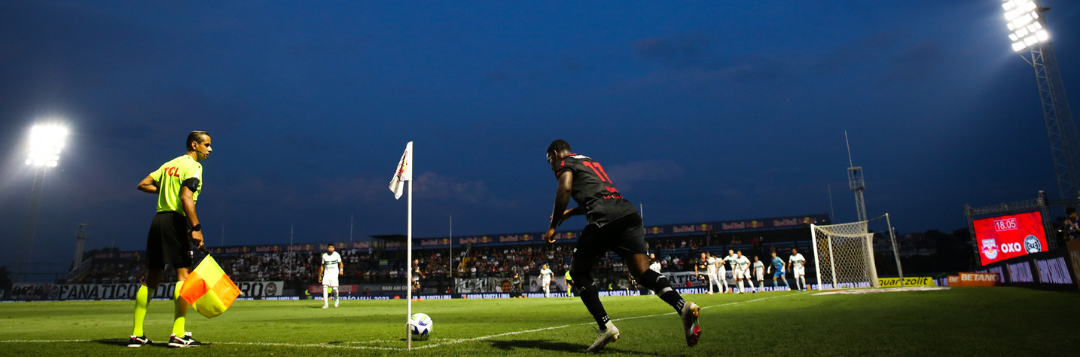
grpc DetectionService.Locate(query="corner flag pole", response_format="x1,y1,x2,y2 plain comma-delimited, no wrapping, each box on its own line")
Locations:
406,145,414,350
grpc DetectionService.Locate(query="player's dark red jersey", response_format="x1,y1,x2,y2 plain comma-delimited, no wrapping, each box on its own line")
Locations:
553,154,638,227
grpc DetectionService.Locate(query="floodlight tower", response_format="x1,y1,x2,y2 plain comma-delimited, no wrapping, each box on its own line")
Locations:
1003,0,1078,198
845,131,867,222
15,124,69,280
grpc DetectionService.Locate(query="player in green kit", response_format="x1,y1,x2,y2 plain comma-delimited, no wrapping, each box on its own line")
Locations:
128,131,211,348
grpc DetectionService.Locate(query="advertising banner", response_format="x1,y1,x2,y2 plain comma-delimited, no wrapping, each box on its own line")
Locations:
957,273,1000,287
8,281,283,301
527,276,568,293
877,277,937,287
973,211,1048,266
454,277,523,293
1069,239,1080,292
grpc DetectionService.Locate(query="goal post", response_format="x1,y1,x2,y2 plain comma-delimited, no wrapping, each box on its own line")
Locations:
810,221,880,289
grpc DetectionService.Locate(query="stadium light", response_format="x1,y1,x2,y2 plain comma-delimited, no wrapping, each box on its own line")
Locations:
1003,0,1049,52
26,124,69,167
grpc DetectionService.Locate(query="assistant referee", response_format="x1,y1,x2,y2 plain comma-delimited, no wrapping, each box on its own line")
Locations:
128,131,211,348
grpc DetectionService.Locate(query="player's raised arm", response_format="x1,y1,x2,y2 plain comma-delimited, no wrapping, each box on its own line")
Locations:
545,170,574,243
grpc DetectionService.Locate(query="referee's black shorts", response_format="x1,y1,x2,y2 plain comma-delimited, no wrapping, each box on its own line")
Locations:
146,212,193,270
573,213,647,261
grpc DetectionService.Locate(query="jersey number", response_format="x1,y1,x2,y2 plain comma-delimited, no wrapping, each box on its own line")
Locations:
582,161,613,184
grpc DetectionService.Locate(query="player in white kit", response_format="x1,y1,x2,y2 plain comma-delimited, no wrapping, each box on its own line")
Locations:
734,251,753,293
320,244,343,308
540,264,554,297
752,256,765,291
789,248,807,291
724,250,738,293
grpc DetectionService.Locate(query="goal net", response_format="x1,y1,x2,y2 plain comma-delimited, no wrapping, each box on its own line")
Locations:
811,221,879,289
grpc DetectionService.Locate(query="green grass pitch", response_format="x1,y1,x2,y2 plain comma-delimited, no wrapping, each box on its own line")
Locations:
1,287,1077,356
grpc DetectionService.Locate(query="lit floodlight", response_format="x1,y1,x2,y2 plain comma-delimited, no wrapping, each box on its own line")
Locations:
26,124,69,168
1003,0,1048,52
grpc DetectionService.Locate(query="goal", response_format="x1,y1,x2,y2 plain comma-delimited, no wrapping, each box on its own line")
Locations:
811,221,879,289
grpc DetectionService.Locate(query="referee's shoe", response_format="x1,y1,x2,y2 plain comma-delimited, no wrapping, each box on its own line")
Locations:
168,332,204,347
127,335,151,348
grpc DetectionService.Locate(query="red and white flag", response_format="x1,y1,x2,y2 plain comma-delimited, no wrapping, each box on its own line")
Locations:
389,141,413,199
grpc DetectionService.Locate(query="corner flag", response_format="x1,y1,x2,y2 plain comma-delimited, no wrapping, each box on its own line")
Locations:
389,141,413,199
389,141,415,349
178,255,241,318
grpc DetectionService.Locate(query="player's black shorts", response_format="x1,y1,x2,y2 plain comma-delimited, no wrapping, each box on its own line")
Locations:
573,213,647,261
146,212,193,270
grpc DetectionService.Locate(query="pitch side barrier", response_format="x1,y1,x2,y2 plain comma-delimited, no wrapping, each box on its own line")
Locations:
965,246,1079,292
3,281,284,302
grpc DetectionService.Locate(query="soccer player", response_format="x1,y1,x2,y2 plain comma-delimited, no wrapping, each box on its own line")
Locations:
734,251,752,293
715,253,728,293
543,140,700,352
129,131,211,348
319,244,343,308
752,256,765,291
694,252,720,295
768,252,789,290
540,264,554,297
789,248,807,291
724,249,738,293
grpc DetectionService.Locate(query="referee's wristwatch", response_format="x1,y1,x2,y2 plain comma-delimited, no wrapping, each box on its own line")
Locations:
190,224,202,232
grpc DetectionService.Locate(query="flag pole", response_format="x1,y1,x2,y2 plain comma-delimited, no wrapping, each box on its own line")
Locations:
406,144,414,350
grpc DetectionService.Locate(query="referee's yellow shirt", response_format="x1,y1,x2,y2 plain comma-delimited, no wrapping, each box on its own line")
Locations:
150,155,203,214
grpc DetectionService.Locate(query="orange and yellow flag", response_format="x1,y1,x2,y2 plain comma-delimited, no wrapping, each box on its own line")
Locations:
179,255,241,318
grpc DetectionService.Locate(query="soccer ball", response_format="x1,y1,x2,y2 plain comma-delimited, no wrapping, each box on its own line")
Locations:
409,313,433,339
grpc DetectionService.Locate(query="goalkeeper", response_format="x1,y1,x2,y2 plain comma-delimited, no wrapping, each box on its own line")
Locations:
768,252,789,290
128,131,211,348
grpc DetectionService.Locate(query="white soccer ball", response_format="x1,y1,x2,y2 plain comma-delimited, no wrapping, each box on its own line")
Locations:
409,313,433,339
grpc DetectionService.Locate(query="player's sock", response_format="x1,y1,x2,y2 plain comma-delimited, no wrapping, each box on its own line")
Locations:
333,286,339,301
172,280,187,336
323,287,329,304
570,271,610,329
639,270,685,312
758,281,764,290
131,285,154,337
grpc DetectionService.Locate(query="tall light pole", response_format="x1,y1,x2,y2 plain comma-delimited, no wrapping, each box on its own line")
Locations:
1003,0,1078,198
845,131,867,222
16,123,69,280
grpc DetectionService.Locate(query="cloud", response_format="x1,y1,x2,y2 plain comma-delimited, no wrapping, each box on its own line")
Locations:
633,34,711,66
605,160,686,184
879,41,945,83
412,172,491,204
629,33,797,87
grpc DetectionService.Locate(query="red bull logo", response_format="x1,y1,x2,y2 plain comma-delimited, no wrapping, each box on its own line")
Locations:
981,239,999,260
